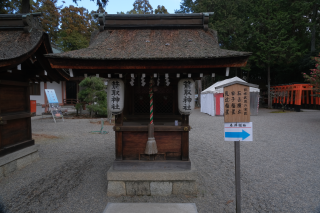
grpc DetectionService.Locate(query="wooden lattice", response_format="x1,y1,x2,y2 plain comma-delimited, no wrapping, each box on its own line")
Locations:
134,86,173,114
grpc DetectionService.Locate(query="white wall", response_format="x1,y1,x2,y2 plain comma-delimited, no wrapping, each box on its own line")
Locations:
30,82,45,104
30,81,63,104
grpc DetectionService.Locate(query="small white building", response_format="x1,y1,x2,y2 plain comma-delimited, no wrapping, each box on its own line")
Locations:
201,77,260,116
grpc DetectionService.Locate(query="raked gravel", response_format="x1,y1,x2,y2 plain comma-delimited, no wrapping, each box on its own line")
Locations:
0,108,320,213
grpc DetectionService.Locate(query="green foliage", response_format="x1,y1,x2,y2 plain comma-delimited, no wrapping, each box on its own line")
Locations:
71,0,109,9
31,0,61,43
133,0,153,14
303,54,320,97
56,31,89,52
126,9,145,14
175,0,195,13
78,76,108,117
75,103,82,116
155,5,169,14
0,0,20,14
57,5,98,51
175,0,319,106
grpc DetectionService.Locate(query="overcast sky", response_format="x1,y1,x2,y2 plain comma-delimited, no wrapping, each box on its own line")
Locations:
57,0,182,14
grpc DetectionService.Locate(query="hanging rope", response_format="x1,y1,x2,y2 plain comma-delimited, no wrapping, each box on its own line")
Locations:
150,77,154,124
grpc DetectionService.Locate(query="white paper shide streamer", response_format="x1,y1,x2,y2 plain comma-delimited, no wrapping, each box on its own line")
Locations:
107,79,124,114
165,73,170,86
130,74,135,86
141,74,146,87
178,78,195,115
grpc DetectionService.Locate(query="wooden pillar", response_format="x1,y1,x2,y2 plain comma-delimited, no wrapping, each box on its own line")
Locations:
115,113,123,160
181,114,189,161
44,82,48,112
26,81,31,140
197,80,202,107
61,81,65,105
290,87,294,104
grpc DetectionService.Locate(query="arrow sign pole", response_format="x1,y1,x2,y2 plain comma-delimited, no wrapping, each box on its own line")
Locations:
235,140,241,213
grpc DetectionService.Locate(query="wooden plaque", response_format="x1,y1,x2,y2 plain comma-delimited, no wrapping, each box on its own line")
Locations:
224,84,250,123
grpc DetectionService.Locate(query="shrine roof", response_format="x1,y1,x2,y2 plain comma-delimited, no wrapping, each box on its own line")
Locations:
46,28,251,60
0,13,69,81
0,29,43,61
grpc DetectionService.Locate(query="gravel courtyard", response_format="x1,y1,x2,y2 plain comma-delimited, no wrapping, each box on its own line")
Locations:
0,108,320,213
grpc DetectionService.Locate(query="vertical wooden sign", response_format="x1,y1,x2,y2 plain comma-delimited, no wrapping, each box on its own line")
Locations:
224,84,250,123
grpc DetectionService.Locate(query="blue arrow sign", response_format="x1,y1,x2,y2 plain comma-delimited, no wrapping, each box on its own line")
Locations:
225,130,250,140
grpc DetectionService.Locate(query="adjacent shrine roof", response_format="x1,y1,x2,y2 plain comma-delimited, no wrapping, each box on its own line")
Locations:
46,28,251,60
0,29,43,61
0,13,69,81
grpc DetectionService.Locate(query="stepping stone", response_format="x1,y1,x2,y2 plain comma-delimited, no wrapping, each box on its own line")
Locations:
103,203,198,213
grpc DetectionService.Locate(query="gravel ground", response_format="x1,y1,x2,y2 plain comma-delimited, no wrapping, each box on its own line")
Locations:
0,108,320,213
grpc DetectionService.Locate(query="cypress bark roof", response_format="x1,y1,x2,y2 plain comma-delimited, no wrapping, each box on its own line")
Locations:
0,29,43,60
46,28,251,60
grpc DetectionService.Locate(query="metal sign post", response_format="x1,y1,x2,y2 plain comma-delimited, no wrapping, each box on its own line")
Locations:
234,140,241,213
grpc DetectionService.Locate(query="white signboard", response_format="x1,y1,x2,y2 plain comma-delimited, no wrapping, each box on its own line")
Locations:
45,89,59,103
224,122,252,141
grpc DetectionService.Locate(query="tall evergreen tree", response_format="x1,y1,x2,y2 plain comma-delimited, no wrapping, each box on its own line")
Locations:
251,0,302,108
57,5,98,51
155,5,169,14
31,0,61,43
0,0,20,14
131,0,153,14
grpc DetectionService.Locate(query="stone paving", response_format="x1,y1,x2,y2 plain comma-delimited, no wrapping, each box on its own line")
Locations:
0,108,320,213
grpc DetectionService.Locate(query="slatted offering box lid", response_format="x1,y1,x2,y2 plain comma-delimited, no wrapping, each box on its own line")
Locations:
215,81,259,123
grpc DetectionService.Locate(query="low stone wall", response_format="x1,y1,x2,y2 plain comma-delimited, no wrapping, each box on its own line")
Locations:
0,145,39,179
107,162,198,196
107,180,197,196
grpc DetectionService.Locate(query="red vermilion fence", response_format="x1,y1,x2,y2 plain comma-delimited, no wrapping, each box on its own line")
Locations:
271,84,320,106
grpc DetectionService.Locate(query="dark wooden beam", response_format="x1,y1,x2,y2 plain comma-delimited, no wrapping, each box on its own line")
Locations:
48,57,248,70
35,43,62,83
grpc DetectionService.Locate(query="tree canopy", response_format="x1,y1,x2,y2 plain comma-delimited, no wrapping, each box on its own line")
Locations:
176,0,320,107
155,5,169,14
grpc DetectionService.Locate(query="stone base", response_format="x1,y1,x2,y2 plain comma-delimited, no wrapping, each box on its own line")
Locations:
103,203,198,213
0,145,39,179
107,160,198,196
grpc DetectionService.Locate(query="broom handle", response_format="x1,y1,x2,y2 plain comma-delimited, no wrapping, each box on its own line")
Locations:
150,77,153,124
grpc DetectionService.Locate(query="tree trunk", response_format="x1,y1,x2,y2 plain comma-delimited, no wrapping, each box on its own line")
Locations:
235,67,238,77
246,70,250,82
197,79,202,107
268,64,271,109
311,3,318,52
21,0,30,13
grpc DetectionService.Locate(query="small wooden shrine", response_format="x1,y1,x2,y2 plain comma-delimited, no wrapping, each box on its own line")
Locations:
0,13,68,157
46,13,251,170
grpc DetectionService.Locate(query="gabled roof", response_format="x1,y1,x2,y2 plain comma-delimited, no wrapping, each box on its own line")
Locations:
46,28,251,60
202,77,260,93
45,13,251,71
0,29,43,61
0,13,69,82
